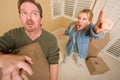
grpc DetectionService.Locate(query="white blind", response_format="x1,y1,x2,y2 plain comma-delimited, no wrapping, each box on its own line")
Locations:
93,0,120,40
51,0,62,19
64,0,94,19
102,33,120,62
92,0,107,23
51,0,95,19
74,0,93,18
108,1,120,40
95,0,120,62
106,37,120,58
64,0,75,17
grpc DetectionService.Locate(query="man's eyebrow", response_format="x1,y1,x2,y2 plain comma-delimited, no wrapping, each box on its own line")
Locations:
20,9,25,12
20,9,39,12
32,10,39,13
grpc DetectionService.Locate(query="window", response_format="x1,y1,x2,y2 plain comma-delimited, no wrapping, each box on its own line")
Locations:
51,0,95,20
64,0,75,18
74,0,94,18
64,0,95,20
50,0,63,19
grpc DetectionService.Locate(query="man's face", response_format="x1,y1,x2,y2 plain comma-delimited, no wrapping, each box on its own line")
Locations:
20,2,42,32
76,12,90,31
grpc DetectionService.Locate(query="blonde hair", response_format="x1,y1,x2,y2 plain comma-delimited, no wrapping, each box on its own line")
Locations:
70,9,93,33
79,9,93,34
79,9,93,22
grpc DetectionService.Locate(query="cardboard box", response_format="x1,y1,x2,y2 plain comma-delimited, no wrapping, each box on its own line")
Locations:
87,33,110,57
85,57,110,75
87,42,99,57
0,43,50,80
90,33,110,51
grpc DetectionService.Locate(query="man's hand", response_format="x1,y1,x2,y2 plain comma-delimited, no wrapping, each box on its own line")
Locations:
1,55,33,80
94,9,114,34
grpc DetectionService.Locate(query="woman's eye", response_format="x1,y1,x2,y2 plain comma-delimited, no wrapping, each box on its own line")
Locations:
83,18,87,20
78,17,81,19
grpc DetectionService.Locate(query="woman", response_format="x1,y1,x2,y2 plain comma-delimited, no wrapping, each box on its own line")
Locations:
60,9,113,70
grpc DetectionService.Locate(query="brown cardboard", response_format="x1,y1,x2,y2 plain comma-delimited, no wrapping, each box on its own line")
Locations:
90,33,110,51
87,33,110,57
0,43,50,80
85,57,110,75
87,42,99,57
15,42,50,80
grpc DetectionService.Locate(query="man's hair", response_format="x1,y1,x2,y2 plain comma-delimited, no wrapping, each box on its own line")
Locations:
18,0,43,18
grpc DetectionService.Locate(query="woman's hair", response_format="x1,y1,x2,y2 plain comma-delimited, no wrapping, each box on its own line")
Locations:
18,0,43,18
77,9,93,35
79,9,93,22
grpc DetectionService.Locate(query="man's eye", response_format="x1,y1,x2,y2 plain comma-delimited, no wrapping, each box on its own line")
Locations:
21,12,27,16
31,12,37,16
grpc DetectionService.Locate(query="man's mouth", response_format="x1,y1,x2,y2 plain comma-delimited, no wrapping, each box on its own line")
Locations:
27,23,33,25
26,21,34,26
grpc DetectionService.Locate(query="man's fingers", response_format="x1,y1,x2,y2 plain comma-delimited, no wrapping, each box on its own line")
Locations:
1,55,33,80
18,61,33,76
12,69,23,80
24,56,33,64
18,56,33,76
2,72,12,80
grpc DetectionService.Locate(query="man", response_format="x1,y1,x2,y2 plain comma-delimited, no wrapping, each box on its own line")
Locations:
0,0,59,80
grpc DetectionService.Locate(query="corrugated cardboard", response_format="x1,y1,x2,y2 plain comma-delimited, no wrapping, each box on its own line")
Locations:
15,42,50,80
90,33,110,52
0,43,50,80
85,57,110,75
87,42,99,57
87,33,110,57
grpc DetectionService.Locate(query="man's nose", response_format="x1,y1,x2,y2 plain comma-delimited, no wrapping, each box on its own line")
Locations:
27,14,32,20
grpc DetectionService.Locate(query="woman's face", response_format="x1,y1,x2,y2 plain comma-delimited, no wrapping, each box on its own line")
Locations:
76,12,91,31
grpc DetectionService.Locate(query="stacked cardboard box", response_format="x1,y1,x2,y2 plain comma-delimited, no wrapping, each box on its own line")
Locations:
86,33,110,75
86,57,110,75
87,33,110,57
